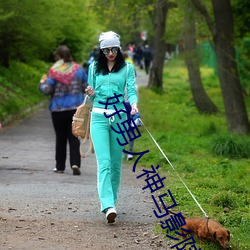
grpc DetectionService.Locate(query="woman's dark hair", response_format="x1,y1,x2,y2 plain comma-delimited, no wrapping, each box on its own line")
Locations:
95,48,126,75
54,45,73,63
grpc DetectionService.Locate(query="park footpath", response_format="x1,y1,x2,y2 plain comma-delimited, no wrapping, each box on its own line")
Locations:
0,70,173,249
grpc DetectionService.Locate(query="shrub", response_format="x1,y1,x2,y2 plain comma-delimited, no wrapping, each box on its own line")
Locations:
210,192,237,209
210,135,250,159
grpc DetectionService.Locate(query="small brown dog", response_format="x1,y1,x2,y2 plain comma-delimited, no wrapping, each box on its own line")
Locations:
168,210,231,249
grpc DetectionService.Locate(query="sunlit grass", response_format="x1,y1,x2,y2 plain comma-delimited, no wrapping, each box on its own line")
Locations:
134,58,250,250
0,60,49,122
1,57,249,249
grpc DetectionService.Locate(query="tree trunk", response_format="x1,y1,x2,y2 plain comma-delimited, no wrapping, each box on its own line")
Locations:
147,0,169,89
212,0,250,134
184,4,218,114
191,0,250,134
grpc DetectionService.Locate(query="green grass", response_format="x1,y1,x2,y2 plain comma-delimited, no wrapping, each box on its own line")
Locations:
0,60,50,123
133,58,250,249
1,57,249,249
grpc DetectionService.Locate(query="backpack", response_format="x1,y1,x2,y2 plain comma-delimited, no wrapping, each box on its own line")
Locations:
72,95,93,158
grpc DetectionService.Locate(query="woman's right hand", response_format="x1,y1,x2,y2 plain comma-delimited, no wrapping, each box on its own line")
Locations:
85,86,95,97
131,103,138,116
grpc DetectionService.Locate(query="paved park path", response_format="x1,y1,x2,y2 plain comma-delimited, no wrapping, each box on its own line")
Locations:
0,70,173,249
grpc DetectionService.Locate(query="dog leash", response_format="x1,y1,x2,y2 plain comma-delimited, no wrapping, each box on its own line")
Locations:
139,118,209,218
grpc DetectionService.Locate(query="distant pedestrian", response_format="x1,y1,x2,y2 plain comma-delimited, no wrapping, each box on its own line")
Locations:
87,46,99,70
134,45,144,69
143,44,152,74
39,45,88,175
85,31,138,223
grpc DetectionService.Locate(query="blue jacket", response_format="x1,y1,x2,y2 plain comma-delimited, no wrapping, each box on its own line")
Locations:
39,67,88,112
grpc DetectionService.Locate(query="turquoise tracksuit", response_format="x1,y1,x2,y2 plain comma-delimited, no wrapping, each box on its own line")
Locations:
88,62,137,212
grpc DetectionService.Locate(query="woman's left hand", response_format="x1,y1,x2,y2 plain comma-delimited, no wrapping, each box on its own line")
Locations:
131,103,138,115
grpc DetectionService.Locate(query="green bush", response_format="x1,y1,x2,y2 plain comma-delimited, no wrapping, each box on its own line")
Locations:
210,192,237,209
0,60,49,123
210,135,250,159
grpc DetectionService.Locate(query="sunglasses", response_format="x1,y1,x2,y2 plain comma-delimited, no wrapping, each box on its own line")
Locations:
102,47,119,55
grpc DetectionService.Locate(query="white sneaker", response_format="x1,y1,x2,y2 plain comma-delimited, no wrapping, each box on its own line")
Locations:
106,207,117,223
127,154,133,160
53,168,64,173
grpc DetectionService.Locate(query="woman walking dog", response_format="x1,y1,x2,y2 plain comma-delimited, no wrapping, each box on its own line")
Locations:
85,31,138,223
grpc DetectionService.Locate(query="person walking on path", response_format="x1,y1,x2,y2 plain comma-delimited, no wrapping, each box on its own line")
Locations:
39,45,88,176
85,31,138,223
143,44,153,75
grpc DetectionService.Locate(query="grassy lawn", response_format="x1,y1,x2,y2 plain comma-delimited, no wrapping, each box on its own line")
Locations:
1,58,249,249
133,58,250,249
0,60,49,123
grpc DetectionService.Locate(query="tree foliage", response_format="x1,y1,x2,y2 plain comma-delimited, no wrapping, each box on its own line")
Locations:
232,0,250,95
0,0,99,67
232,0,250,39
91,0,155,46
0,0,249,134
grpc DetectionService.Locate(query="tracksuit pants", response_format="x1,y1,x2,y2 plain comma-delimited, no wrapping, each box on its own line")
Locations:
90,110,126,212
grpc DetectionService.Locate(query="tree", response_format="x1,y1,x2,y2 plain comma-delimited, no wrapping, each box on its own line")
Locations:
91,0,156,48
232,0,250,96
0,0,98,66
0,0,58,66
191,0,250,134
232,0,250,40
148,0,177,89
184,1,218,114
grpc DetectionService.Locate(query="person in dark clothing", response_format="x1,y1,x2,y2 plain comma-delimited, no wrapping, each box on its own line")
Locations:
134,45,144,69
39,45,88,175
143,44,152,74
